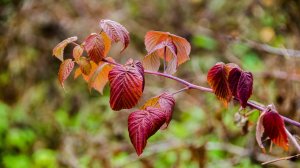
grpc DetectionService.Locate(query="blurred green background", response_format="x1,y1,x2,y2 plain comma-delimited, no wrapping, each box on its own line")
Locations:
1,0,300,167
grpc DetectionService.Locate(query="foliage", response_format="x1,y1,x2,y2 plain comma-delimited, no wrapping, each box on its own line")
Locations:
52,19,293,158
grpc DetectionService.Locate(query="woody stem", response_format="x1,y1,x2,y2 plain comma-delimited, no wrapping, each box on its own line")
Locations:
144,70,300,128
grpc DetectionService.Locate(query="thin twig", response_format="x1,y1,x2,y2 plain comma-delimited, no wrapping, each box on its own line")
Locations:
285,128,300,153
261,154,300,165
244,39,300,58
100,59,300,129
172,87,190,95
143,70,300,128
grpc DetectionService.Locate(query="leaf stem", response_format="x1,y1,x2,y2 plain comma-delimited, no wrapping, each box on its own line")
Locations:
172,87,190,95
143,70,300,128
163,47,167,73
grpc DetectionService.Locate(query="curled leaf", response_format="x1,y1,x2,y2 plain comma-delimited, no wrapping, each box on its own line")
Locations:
108,61,145,110
256,111,266,152
58,59,74,88
74,58,115,94
145,31,191,66
128,107,166,156
83,33,105,64
53,36,78,61
256,105,289,151
100,31,112,56
73,45,84,61
143,40,178,74
237,71,253,108
88,60,114,94
263,110,289,151
228,67,242,97
77,57,92,75
99,19,130,52
207,62,232,106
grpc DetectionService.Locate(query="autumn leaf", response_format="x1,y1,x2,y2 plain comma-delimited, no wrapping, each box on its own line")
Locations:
256,111,266,152
74,68,82,79
228,67,242,97
83,33,105,64
99,19,130,52
53,36,78,61
141,92,175,128
74,58,115,94
143,40,178,74
73,45,84,61
77,57,92,76
207,62,232,106
100,31,112,56
58,59,74,88
108,60,145,110
128,107,166,155
88,60,114,94
256,105,289,151
237,71,253,108
144,31,191,66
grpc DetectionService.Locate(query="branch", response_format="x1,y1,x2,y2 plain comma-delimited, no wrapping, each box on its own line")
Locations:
143,70,300,128
101,59,300,128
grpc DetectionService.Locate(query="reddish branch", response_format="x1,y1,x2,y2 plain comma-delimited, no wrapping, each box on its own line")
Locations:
143,70,300,128
102,58,300,128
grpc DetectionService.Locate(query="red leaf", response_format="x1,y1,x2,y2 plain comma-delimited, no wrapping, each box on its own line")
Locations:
83,33,105,64
108,61,144,110
228,67,242,97
207,62,232,106
141,92,175,128
128,107,166,155
144,31,191,71
58,59,74,88
262,108,289,151
237,71,253,108
158,93,175,128
99,19,130,52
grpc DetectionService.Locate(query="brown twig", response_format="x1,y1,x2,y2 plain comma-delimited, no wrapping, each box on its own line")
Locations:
261,154,300,165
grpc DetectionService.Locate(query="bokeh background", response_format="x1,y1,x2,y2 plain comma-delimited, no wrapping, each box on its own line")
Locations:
1,0,300,167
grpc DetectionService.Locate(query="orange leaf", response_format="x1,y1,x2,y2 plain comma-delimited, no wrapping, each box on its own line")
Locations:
108,60,144,111
142,53,160,72
207,62,232,106
88,60,114,94
144,31,191,66
143,40,178,74
77,57,92,76
73,45,83,61
141,96,160,110
100,31,112,56
99,19,130,52
74,67,82,79
58,59,74,88
83,33,105,64
53,36,78,61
